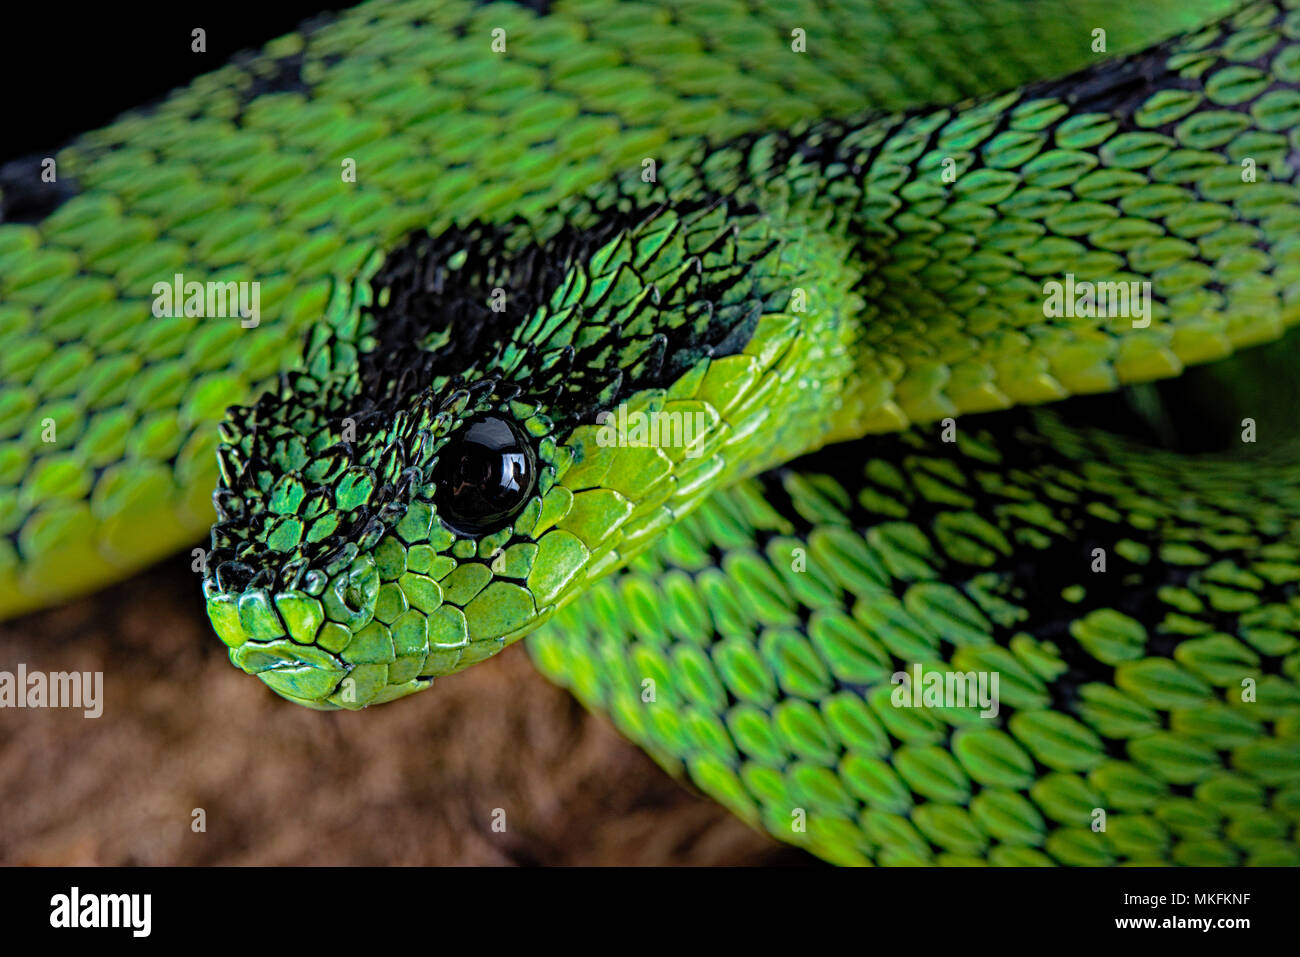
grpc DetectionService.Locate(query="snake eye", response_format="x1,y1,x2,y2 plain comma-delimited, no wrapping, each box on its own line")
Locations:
432,413,536,536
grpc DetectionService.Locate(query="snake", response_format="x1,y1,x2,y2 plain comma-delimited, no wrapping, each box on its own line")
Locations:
3,0,1300,866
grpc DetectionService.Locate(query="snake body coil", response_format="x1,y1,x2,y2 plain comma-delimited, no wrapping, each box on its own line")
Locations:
3,0,1299,864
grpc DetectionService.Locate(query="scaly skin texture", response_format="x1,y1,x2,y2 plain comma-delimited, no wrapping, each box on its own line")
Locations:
4,0,1299,864
0,0,1228,614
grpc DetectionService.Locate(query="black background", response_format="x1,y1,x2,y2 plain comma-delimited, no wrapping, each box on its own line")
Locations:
2,4,350,166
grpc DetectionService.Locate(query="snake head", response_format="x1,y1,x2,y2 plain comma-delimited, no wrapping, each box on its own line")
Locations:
202,195,856,708
204,365,568,710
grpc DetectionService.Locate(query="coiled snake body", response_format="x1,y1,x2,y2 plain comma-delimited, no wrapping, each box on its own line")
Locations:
3,0,1299,865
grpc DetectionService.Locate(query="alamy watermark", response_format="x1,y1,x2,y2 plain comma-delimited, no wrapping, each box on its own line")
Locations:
891,663,1000,718
595,403,709,458
152,272,260,328
50,887,150,937
0,665,102,718
1043,274,1151,328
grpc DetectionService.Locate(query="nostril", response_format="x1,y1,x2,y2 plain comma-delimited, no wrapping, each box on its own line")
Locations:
216,560,254,593
321,554,380,631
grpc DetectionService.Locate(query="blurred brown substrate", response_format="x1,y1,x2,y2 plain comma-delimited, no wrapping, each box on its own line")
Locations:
0,555,814,865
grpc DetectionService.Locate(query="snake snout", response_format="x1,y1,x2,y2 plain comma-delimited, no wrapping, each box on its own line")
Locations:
228,640,356,710
204,553,434,709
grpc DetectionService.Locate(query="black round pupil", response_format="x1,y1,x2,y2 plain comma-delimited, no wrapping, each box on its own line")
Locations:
434,414,535,536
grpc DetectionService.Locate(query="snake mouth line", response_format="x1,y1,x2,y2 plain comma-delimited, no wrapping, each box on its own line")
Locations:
229,636,436,712
205,536,564,709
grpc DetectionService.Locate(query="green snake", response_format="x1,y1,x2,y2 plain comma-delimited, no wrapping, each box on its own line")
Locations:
4,0,1300,866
